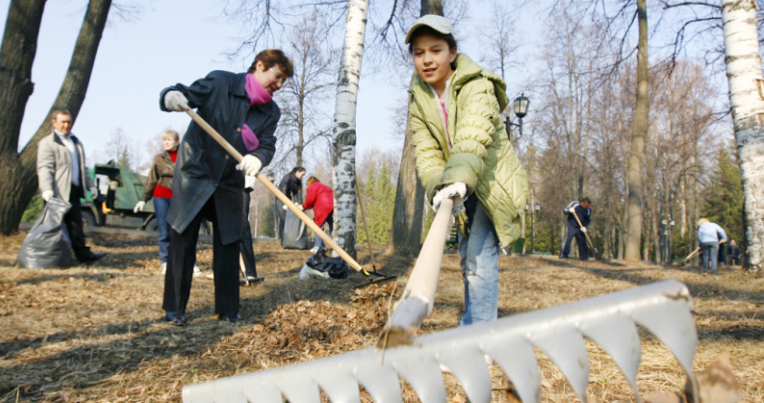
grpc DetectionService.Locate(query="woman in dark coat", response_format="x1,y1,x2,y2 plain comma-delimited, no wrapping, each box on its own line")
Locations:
158,49,294,324
276,166,305,240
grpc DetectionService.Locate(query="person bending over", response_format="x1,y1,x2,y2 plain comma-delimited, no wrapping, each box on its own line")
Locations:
560,198,592,261
300,176,334,253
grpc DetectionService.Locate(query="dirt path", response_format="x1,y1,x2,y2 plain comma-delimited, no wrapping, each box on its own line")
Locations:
0,233,761,402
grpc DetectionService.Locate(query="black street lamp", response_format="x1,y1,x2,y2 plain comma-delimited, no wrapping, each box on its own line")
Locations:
505,93,530,140
669,219,675,264
525,204,530,254
531,203,540,254
660,217,677,265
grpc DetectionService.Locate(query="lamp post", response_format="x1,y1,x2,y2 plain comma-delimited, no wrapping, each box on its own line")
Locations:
505,93,530,140
525,203,530,254
531,203,540,254
669,219,675,264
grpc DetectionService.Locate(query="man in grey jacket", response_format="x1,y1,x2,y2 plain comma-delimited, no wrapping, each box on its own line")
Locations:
36,109,106,264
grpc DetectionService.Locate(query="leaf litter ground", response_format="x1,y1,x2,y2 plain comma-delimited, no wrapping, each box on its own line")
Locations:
0,233,762,402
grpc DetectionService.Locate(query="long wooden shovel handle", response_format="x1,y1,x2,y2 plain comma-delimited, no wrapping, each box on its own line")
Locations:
184,109,364,273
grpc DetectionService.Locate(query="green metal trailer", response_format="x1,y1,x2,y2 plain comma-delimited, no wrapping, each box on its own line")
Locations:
79,161,210,234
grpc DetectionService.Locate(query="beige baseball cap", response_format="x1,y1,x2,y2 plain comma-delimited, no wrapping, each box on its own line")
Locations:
405,14,454,44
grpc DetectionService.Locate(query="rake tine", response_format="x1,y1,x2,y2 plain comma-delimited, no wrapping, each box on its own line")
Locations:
532,324,590,402
579,314,642,401
182,280,698,403
484,336,541,403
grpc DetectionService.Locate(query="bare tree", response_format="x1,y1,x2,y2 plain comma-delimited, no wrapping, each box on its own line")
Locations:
0,0,46,234
272,11,336,169
0,0,113,235
479,0,521,82
332,0,369,259
721,0,764,271
622,0,649,261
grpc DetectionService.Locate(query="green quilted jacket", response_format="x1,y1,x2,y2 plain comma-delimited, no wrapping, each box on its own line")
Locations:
409,54,529,247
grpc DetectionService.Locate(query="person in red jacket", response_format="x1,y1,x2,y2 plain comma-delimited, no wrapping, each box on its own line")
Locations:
300,177,334,253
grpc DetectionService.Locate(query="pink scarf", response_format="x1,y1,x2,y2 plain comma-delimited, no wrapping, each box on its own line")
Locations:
241,74,273,151
245,73,272,106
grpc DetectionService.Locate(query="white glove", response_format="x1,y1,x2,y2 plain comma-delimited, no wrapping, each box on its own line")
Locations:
236,155,262,177
432,182,467,213
41,190,54,202
244,175,256,191
164,90,189,111
282,204,288,211
295,202,304,211
134,201,146,213
581,227,587,233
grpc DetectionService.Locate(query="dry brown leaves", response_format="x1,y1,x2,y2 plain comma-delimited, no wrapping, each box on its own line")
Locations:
227,283,395,362
0,232,762,403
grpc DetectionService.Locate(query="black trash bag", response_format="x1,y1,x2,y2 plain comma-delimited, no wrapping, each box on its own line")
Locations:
306,248,349,279
281,209,308,250
18,197,73,269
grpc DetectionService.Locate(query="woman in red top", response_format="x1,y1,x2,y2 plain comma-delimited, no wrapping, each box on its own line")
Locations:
135,131,200,275
300,176,334,253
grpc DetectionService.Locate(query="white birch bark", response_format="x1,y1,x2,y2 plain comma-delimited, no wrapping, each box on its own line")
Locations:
332,0,368,258
722,0,764,270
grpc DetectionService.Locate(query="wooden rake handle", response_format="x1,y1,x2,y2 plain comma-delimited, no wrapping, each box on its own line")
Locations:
685,240,726,262
570,207,595,248
184,109,364,273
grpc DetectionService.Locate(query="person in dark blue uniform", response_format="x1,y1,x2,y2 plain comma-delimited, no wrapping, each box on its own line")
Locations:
560,198,592,261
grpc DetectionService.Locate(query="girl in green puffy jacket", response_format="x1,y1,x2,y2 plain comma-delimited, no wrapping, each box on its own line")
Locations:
405,15,529,328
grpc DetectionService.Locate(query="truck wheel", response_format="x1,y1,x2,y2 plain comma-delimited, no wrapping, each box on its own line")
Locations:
82,211,96,228
144,218,158,232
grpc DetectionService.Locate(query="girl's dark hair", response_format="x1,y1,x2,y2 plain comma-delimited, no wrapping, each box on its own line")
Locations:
288,166,306,176
407,26,457,70
407,26,457,54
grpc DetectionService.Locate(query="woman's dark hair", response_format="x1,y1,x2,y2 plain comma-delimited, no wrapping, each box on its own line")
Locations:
407,26,457,70
248,49,295,78
288,166,306,176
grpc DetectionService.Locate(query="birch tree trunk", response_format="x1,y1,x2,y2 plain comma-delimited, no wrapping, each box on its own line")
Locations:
624,0,648,261
332,0,368,259
0,0,111,235
722,0,764,271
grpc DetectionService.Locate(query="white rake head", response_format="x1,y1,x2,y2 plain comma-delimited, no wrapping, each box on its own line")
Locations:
183,279,698,403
